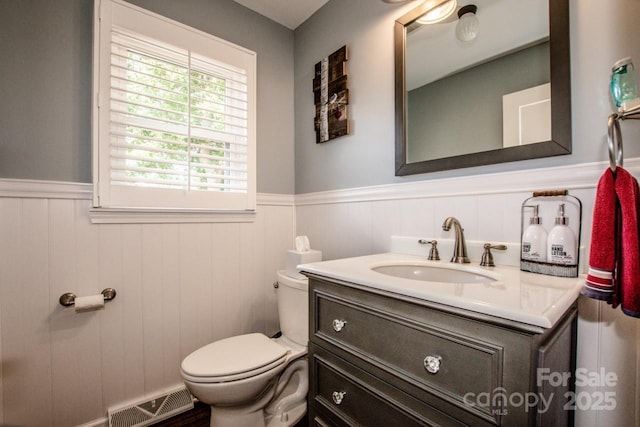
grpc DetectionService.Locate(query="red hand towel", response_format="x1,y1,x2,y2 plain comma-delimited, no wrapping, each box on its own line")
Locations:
614,168,640,317
583,169,617,302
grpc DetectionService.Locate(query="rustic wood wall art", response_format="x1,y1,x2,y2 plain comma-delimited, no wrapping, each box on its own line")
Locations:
313,45,349,143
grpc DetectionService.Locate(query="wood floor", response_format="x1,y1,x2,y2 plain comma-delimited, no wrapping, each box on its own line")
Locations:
156,401,309,427
154,402,210,427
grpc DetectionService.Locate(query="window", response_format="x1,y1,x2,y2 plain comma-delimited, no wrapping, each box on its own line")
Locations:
93,0,256,214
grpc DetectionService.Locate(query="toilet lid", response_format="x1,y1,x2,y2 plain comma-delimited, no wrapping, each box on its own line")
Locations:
181,333,288,379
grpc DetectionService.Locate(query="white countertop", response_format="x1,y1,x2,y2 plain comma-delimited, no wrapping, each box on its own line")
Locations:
299,253,584,329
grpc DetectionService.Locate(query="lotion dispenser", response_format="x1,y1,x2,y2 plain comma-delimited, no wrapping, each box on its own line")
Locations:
522,205,547,262
547,203,577,265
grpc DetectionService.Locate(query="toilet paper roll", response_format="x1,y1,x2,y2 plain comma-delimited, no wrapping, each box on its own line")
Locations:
74,294,105,313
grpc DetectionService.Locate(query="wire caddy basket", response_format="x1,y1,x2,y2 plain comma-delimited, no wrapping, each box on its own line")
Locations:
520,190,582,278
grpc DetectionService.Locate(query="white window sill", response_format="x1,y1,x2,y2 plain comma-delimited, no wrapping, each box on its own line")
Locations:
89,207,256,224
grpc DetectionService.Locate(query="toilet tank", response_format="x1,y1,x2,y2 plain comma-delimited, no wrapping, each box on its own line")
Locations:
276,270,309,346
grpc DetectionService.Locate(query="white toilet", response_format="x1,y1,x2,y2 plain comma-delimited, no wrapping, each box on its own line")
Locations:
180,271,309,427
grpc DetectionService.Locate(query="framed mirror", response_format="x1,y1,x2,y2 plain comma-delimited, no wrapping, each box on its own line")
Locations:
394,0,570,175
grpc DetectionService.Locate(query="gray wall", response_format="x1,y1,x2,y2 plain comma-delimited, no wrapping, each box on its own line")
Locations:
3,0,640,195
294,0,640,194
0,0,296,194
408,43,549,162
0,0,92,183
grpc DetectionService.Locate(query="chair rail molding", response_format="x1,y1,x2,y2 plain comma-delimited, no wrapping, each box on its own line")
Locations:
3,158,639,208
294,159,640,206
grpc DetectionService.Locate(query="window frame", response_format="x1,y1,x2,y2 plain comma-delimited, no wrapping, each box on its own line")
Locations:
92,0,257,222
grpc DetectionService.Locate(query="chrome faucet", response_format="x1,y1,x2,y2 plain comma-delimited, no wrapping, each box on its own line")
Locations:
442,217,470,263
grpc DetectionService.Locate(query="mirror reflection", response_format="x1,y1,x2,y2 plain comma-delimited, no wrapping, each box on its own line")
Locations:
395,0,571,175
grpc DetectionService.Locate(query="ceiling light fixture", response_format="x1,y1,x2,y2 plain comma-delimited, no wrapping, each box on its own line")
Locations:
455,4,479,42
416,0,457,25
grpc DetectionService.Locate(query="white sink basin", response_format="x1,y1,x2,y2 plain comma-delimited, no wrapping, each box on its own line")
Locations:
372,263,497,284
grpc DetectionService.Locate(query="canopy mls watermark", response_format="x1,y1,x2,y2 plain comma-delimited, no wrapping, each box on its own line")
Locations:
463,368,618,416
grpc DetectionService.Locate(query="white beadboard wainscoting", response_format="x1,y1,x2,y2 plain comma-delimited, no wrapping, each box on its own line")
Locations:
0,180,295,427
2,159,640,426
295,159,640,427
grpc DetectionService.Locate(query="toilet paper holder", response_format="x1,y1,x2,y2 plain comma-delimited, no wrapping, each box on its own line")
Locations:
59,288,117,307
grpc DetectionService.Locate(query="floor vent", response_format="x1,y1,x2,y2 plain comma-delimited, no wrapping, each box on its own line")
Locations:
108,385,194,427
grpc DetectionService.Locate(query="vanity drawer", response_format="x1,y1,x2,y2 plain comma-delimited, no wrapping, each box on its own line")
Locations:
310,342,466,427
312,288,503,421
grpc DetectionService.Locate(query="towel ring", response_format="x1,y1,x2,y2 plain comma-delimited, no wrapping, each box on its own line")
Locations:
608,113,623,173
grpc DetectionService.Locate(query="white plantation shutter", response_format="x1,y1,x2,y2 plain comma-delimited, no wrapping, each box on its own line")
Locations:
94,0,256,212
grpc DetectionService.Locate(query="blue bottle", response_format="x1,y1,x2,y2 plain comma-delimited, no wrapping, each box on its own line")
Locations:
611,57,640,111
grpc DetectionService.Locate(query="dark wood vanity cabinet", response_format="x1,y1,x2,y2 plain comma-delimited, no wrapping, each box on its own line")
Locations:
306,274,577,427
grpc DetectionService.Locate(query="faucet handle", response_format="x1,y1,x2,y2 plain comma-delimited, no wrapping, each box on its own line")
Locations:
418,239,440,261
480,243,507,267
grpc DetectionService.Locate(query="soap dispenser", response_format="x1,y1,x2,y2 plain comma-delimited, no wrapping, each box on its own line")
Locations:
547,203,577,265
522,205,547,262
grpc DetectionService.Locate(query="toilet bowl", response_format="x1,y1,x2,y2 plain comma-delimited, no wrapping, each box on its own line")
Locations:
180,271,309,427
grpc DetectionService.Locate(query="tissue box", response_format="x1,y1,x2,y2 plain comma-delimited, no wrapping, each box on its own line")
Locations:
286,250,322,278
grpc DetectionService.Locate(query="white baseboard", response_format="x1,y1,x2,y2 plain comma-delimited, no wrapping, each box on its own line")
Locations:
77,417,108,427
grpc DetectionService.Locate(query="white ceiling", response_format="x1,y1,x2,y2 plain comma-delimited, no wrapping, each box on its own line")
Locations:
233,0,330,30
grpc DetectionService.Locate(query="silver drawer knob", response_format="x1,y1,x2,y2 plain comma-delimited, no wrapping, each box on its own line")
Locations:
332,391,346,405
423,355,442,374
332,319,347,332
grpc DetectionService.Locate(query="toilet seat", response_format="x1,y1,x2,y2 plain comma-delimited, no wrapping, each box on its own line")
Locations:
181,333,289,384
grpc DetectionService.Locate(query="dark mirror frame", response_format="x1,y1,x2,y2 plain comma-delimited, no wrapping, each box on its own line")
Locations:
395,0,571,176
